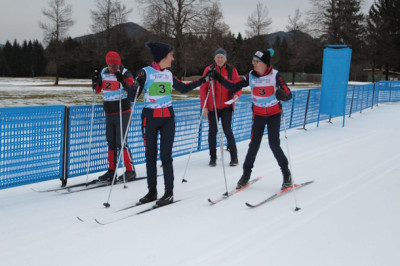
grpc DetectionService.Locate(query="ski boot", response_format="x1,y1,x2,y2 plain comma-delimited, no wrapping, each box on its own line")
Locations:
156,189,174,206
139,187,158,204
98,170,115,182
281,172,293,190
229,157,239,166
118,171,136,182
209,156,217,167
236,174,250,189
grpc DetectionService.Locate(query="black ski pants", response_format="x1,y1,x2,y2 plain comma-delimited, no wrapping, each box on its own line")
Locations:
208,107,237,159
243,113,289,176
141,110,175,190
106,112,130,150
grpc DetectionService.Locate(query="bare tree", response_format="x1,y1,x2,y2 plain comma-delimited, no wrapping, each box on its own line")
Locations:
305,0,328,38
39,0,74,85
285,9,313,85
113,1,133,31
39,0,74,43
90,0,132,48
245,2,272,38
137,0,211,78
286,9,308,33
197,1,230,38
91,0,115,34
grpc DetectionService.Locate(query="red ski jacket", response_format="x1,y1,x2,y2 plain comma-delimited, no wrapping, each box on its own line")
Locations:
200,63,242,111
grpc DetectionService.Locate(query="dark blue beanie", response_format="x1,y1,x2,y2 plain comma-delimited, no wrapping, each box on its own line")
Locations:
214,48,227,59
145,40,173,62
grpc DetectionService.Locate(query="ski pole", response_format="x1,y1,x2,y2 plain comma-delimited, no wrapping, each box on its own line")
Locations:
103,83,140,208
118,83,126,186
85,90,96,184
181,83,212,183
210,79,229,195
281,105,301,211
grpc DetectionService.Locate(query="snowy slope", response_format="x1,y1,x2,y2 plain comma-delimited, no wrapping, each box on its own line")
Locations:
1,102,400,266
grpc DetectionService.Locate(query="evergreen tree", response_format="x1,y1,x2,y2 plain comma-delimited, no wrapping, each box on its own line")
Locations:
31,40,46,77
366,0,400,79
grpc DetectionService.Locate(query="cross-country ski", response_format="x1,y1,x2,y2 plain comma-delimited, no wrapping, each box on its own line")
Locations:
94,200,182,225
208,176,262,204
245,180,314,208
31,176,148,194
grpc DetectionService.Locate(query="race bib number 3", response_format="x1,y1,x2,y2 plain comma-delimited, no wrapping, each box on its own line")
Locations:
149,82,172,96
253,86,275,97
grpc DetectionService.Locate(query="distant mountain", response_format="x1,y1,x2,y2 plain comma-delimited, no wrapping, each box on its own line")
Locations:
0,43,4,48
74,22,149,43
263,31,314,45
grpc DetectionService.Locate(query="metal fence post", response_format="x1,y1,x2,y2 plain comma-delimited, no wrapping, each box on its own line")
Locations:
360,85,364,114
349,86,355,118
61,106,70,187
371,82,376,109
300,89,311,130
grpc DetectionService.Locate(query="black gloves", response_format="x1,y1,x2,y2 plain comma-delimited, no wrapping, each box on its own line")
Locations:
92,70,99,84
200,68,224,83
92,70,99,91
132,79,140,90
200,70,212,83
275,89,288,101
211,69,223,83
115,70,125,84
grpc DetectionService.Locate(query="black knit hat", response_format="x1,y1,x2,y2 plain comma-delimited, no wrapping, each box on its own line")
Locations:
145,40,173,62
253,48,274,65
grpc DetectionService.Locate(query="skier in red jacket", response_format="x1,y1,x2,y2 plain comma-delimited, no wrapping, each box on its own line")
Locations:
200,48,242,167
207,49,293,190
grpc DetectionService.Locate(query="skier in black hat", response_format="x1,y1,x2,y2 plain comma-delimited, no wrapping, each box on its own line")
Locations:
207,49,293,190
128,40,211,206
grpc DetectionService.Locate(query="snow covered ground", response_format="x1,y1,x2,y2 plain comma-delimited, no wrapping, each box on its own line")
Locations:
0,77,99,106
1,99,399,266
0,77,317,107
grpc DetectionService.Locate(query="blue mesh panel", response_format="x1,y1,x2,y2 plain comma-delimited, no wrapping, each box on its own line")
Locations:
0,106,64,189
67,105,107,177
67,103,147,178
289,90,309,128
377,81,400,103
231,95,253,141
1,82,399,189
173,99,204,156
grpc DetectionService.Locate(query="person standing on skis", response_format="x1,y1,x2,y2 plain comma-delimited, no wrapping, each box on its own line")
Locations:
207,49,293,190
200,48,242,167
128,41,211,206
92,51,136,182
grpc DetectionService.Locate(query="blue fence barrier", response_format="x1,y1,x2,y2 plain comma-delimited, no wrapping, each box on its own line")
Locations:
1,81,399,189
0,105,65,189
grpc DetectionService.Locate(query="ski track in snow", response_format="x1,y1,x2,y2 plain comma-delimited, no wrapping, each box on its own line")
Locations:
1,80,399,266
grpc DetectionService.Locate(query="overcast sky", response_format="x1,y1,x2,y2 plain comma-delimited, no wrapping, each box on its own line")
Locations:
0,0,374,44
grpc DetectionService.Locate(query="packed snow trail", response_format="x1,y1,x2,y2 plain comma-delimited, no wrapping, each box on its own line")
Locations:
1,103,400,266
